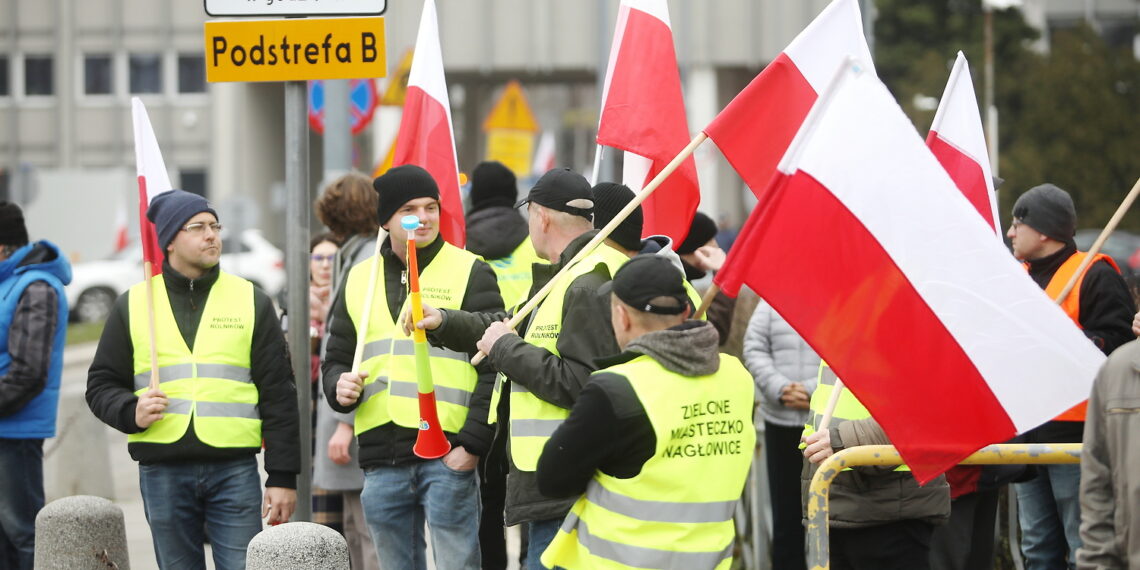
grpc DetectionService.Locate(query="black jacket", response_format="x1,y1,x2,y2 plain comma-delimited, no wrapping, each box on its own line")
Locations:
465,206,528,261
431,230,622,524
1023,243,1135,443
322,236,503,468
85,262,301,488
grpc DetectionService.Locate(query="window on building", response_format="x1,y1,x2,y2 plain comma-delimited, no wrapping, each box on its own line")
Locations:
0,56,9,96
180,169,208,198
24,55,53,96
84,54,114,95
177,54,206,94
129,53,162,94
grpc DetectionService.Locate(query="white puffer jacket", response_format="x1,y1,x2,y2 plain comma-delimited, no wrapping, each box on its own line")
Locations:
742,300,821,428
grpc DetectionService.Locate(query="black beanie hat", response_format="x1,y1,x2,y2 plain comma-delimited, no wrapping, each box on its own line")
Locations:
146,189,218,251
374,165,441,226
0,201,29,248
592,182,643,251
1012,183,1077,243
469,161,518,213
677,212,718,254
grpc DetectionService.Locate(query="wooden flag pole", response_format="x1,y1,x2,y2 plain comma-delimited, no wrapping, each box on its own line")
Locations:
351,226,388,372
144,261,161,392
694,284,720,320
1053,176,1140,306
469,132,709,365
817,378,845,432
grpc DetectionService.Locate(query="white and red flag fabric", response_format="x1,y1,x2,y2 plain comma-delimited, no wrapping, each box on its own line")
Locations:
113,202,130,253
704,0,873,198
597,0,699,245
131,97,173,269
927,52,1000,234
712,59,1105,483
392,0,464,247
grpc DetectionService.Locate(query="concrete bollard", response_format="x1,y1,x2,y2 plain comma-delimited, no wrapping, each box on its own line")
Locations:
247,522,350,569
34,495,130,569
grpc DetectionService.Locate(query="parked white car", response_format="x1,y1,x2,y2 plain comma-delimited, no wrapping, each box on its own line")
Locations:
67,229,286,323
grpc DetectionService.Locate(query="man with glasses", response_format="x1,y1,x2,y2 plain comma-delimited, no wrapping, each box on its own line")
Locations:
1005,183,1134,570
86,189,300,569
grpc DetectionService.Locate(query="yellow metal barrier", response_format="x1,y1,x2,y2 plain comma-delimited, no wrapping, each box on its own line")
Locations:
806,443,1081,570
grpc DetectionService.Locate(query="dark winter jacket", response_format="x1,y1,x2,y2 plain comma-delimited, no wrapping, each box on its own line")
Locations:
465,206,528,261
85,261,301,489
431,230,622,525
322,235,503,468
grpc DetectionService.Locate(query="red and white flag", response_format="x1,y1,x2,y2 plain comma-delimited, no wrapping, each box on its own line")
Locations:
927,52,1000,234
532,131,556,179
392,0,464,247
113,202,130,253
704,0,873,198
713,60,1105,483
131,97,173,270
597,0,699,245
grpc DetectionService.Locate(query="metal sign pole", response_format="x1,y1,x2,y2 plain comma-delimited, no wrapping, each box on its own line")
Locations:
285,79,313,521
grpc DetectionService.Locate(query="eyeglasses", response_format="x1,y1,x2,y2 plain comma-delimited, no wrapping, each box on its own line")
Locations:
182,222,223,234
310,254,336,263
1010,218,1025,230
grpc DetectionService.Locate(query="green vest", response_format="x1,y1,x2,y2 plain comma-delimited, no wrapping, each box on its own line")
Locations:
346,242,478,434
805,362,909,472
485,236,545,309
127,272,260,448
542,354,756,570
507,243,629,471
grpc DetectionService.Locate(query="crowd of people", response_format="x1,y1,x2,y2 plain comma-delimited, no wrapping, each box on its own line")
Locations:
0,162,1136,570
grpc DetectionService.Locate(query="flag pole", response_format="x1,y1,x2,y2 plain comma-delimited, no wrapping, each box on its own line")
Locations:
1053,176,1140,306
352,227,388,372
817,379,845,432
470,132,709,365
590,145,605,185
694,284,719,320
144,261,161,392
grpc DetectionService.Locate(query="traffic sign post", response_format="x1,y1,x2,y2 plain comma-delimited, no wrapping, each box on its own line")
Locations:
205,17,387,82
205,0,386,17
308,78,378,135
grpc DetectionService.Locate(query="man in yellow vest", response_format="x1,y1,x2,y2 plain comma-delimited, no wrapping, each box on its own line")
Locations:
1004,183,1134,570
536,254,755,569
86,189,300,569
801,362,950,569
325,165,504,570
411,167,628,570
465,160,544,310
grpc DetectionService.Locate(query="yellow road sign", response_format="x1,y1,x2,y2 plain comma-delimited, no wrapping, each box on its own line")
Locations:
381,49,413,106
205,17,387,83
483,81,539,133
486,131,535,178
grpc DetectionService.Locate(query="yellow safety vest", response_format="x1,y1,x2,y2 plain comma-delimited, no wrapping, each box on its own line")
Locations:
508,243,629,471
346,242,478,434
485,236,545,309
804,362,909,472
542,354,756,570
127,272,260,448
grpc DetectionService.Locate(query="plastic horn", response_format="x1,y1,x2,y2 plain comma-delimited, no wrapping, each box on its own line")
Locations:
402,215,452,459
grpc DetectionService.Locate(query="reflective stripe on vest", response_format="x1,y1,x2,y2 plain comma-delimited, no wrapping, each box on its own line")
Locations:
345,242,478,434
1034,251,1117,422
542,354,755,570
486,236,545,309
806,362,909,472
126,272,260,448
510,244,628,471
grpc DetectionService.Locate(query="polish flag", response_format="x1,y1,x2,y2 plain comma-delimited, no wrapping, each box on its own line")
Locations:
704,0,873,199
713,60,1105,483
597,0,699,246
113,202,130,253
392,0,464,247
927,52,1000,235
131,97,173,270
531,131,556,179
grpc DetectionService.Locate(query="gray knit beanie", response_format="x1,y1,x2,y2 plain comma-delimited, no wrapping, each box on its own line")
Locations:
146,190,218,250
1011,183,1077,243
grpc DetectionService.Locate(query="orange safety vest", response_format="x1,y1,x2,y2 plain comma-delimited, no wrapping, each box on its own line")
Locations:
1028,251,1119,421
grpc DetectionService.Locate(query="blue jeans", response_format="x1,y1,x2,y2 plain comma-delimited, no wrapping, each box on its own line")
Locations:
527,517,563,570
0,438,43,570
1015,464,1082,570
361,459,480,570
138,456,263,570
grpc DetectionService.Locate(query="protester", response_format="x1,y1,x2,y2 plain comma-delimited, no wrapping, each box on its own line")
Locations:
1077,338,1140,568
801,362,950,570
410,167,628,569
0,202,70,570
466,161,543,310
86,189,300,569
315,172,382,307
743,300,820,570
324,165,503,570
1005,183,1135,569
535,254,756,569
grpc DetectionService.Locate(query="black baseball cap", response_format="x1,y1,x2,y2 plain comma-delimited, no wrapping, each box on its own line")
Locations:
601,254,691,315
515,168,594,220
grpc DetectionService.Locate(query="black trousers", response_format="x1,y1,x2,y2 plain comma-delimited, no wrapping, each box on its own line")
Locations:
766,422,808,570
478,434,509,570
830,520,934,570
929,488,999,570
